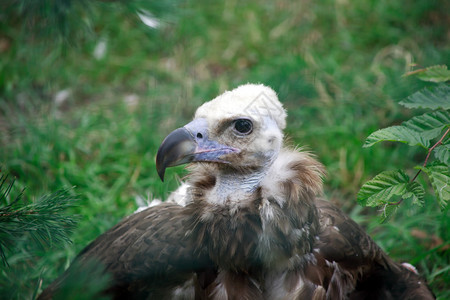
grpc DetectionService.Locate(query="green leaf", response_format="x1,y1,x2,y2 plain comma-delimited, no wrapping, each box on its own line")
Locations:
399,84,450,110
434,143,450,165
419,164,450,210
364,126,429,148
357,170,410,207
379,204,398,223
403,111,450,141
404,181,425,207
416,65,450,83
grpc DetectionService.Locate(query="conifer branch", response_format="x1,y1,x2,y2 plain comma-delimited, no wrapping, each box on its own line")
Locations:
0,175,79,266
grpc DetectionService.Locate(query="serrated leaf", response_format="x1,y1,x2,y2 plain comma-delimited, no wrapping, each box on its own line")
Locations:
434,143,450,165
420,164,450,210
357,170,410,207
403,111,450,141
379,204,398,223
400,84,450,110
404,181,425,207
416,65,450,83
364,126,429,148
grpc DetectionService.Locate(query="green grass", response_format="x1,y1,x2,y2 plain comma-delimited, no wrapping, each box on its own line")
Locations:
1,0,449,298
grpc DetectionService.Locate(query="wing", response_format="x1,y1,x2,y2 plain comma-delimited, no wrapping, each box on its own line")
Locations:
39,202,213,300
306,199,434,300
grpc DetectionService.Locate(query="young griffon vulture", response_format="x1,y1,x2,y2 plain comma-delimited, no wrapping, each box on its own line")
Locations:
39,84,434,299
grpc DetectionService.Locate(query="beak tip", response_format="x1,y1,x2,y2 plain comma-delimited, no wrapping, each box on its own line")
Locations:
157,168,165,182
155,127,196,183
156,156,166,182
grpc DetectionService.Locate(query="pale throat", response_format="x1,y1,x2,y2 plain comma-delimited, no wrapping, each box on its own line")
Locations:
209,152,278,205
210,170,266,205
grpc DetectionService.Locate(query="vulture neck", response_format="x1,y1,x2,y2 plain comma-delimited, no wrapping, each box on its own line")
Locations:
210,167,267,205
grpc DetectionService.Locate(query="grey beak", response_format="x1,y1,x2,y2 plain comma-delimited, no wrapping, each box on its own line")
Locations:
156,127,196,181
156,118,240,182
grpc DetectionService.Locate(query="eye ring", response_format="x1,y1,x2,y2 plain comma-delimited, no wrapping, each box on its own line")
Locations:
233,118,253,135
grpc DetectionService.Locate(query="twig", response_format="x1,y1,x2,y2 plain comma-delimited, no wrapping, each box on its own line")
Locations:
389,127,449,206
0,210,38,217
411,127,449,182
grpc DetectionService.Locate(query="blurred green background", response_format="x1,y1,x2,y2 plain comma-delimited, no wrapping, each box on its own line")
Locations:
0,0,449,298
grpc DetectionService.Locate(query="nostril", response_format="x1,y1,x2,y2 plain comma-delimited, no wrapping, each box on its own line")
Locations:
197,133,203,139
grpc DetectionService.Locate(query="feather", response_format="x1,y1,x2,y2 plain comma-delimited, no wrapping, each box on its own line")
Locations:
39,203,213,299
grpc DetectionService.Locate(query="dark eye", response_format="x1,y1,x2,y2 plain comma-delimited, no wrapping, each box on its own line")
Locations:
233,119,253,135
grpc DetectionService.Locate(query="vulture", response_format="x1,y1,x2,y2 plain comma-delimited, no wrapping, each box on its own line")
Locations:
39,84,434,299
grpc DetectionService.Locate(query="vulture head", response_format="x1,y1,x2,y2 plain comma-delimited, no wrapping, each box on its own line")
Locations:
157,84,286,174
157,84,291,203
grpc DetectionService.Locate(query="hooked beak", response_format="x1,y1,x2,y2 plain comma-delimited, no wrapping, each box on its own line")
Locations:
156,118,240,181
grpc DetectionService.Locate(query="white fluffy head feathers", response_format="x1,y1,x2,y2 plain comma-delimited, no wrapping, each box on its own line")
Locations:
195,84,287,130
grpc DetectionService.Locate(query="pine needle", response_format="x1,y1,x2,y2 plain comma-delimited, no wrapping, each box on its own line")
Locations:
0,175,79,267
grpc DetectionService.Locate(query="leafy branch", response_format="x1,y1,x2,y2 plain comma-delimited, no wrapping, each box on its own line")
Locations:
358,65,450,222
411,128,449,182
0,174,79,266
